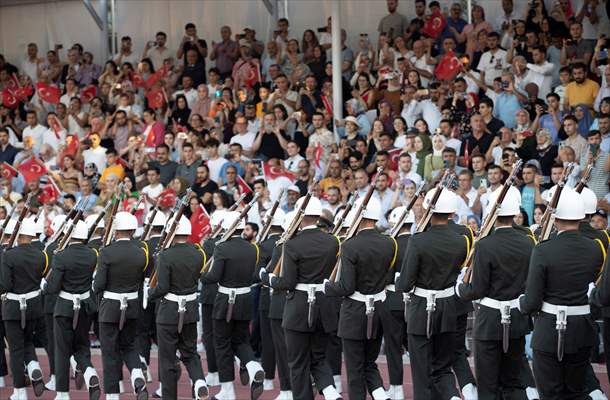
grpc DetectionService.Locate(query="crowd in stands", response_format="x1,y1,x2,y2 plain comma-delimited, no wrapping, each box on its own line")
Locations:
1,0,610,236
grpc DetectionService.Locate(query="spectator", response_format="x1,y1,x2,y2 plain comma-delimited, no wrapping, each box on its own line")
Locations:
175,142,201,187
204,139,228,183
460,114,495,168
0,127,19,164
478,98,504,136
141,167,164,206
494,72,523,129
191,164,218,211
284,141,304,173
114,36,139,66
177,23,208,80
561,114,588,161
142,31,172,70
182,48,206,88
373,172,394,227
210,26,238,80
442,3,468,54
378,0,408,41
423,134,446,182
455,170,477,223
561,22,594,67
581,130,610,198
147,144,179,186
308,112,335,163
268,74,298,114
520,163,543,225
230,115,257,156
532,93,564,144
99,148,125,183
564,62,600,110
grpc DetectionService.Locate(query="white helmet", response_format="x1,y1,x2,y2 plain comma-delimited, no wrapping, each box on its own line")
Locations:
282,210,296,232
265,208,286,227
19,217,37,237
174,215,192,236
486,186,521,217
3,219,16,236
388,206,415,226
221,211,245,230
542,185,557,203
295,196,323,217
210,210,226,228
114,211,138,231
85,214,104,230
50,215,67,234
354,197,382,221
423,188,458,214
150,211,167,227
71,220,89,240
580,187,598,215
34,217,44,234
555,187,585,220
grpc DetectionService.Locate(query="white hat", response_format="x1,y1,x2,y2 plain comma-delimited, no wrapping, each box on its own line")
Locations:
580,187,598,215
114,211,138,231
211,210,226,228
3,219,16,236
174,215,192,236
221,211,245,230
287,185,300,193
555,187,585,220
423,188,457,214
50,215,67,234
282,210,296,232
388,206,415,226
296,196,323,217
150,211,167,227
265,208,286,227
485,186,521,217
354,197,382,221
34,216,44,234
19,217,37,237
344,116,361,129
71,220,89,240
85,214,104,230
333,210,354,229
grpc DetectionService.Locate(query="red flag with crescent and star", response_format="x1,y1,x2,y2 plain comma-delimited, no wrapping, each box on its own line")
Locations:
421,10,446,39
146,88,166,109
435,51,461,81
18,157,48,183
236,175,253,195
38,182,60,204
189,204,211,244
1,89,19,109
0,162,17,180
14,84,34,102
80,85,97,103
263,162,295,182
6,73,20,92
158,188,177,208
36,82,61,104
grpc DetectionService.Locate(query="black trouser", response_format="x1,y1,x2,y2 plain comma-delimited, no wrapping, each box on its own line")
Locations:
342,337,384,400
520,354,536,388
604,317,610,385
284,323,335,400
250,286,261,357
409,332,459,400
44,313,55,374
270,318,291,390
474,337,526,400
213,318,255,383
0,311,7,377
54,312,94,392
99,319,142,394
33,316,47,348
453,313,475,389
157,322,204,400
201,303,217,374
383,309,408,385
4,319,38,388
533,347,591,400
259,308,275,380
326,332,342,376
136,302,156,366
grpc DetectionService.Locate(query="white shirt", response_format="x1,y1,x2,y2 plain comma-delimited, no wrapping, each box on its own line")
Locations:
114,51,139,66
446,138,462,155
477,49,508,86
526,62,554,99
455,188,477,223
229,131,257,153
173,88,198,109
41,127,67,153
207,157,228,183
284,154,304,173
82,146,107,173
398,170,423,187
494,10,521,32
141,183,164,209
68,112,87,139
145,46,172,69
409,54,434,87
21,58,39,83
22,124,46,155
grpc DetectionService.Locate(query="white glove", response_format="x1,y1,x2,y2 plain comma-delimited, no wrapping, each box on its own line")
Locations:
40,278,47,292
322,279,330,294
454,281,462,298
457,267,467,283
517,294,525,314
588,282,595,299
258,268,265,282
394,272,400,284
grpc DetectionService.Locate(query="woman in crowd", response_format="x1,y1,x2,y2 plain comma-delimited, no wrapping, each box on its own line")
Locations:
60,155,83,194
574,104,594,137
533,128,558,180
171,94,191,129
301,29,319,65
423,134,447,182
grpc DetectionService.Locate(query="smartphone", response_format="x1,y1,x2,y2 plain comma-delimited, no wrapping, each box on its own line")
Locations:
215,90,221,97
479,178,487,189
148,41,156,47
252,159,263,172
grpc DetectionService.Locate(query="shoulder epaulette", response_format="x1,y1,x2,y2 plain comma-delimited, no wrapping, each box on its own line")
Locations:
141,241,149,272
41,250,49,276
389,236,398,271
595,238,607,281
461,234,472,268
252,243,260,265
333,234,341,257
194,243,207,274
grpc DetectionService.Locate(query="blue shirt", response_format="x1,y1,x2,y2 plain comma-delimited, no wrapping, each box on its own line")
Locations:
539,112,564,145
493,92,521,129
440,17,467,53
0,144,19,165
520,186,535,225
218,161,245,184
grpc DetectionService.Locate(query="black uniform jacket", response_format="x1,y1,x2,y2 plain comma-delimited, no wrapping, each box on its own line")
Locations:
267,244,286,320
93,239,149,323
145,235,162,279
201,236,259,321
200,236,221,305
579,221,610,317
266,227,340,333
384,233,410,312
149,242,206,325
458,227,535,340
448,220,475,315
522,230,605,354
46,242,98,317
1,243,48,321
43,240,59,314
258,234,280,313
398,224,469,335
326,228,397,340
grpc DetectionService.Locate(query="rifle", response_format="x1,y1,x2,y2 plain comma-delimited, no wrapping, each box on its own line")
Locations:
130,197,144,215
6,192,35,249
154,198,182,254
201,193,261,275
43,196,85,251
575,163,593,194
209,193,247,240
0,206,19,244
331,193,358,236
33,207,43,224
54,196,89,254
85,200,113,244
390,185,423,238
415,170,452,233
463,160,523,283
102,184,124,247
141,197,162,241
537,162,575,242
258,189,285,244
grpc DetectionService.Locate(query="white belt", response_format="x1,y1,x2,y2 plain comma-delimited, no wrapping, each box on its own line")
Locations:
103,291,139,301
541,302,590,317
295,283,325,292
348,291,386,303
386,284,397,292
5,290,41,301
217,285,251,295
480,297,520,311
413,286,454,299
58,291,90,302
164,292,198,303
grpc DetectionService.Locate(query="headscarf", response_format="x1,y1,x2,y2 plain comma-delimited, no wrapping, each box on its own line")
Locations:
575,103,594,137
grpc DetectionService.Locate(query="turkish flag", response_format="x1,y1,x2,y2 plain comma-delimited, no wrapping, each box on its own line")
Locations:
236,175,253,195
36,82,61,104
38,183,60,204
144,71,162,89
146,88,165,109
235,61,261,88
49,114,64,139
0,162,17,180
1,89,19,109
6,73,20,92
435,51,461,81
314,142,323,169
189,205,211,244
159,188,177,208
263,162,295,182
14,84,34,102
130,72,145,88
388,148,402,171
64,134,79,156
421,10,446,39
18,157,48,183
80,85,96,103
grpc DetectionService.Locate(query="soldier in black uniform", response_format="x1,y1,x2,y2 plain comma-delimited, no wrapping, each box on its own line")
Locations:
200,210,226,387
397,189,469,400
94,211,150,400
0,219,9,389
522,188,605,399
456,187,535,399
45,220,101,400
1,217,48,399
201,210,265,400
259,197,342,400
383,206,413,400
147,215,208,400
325,197,397,400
